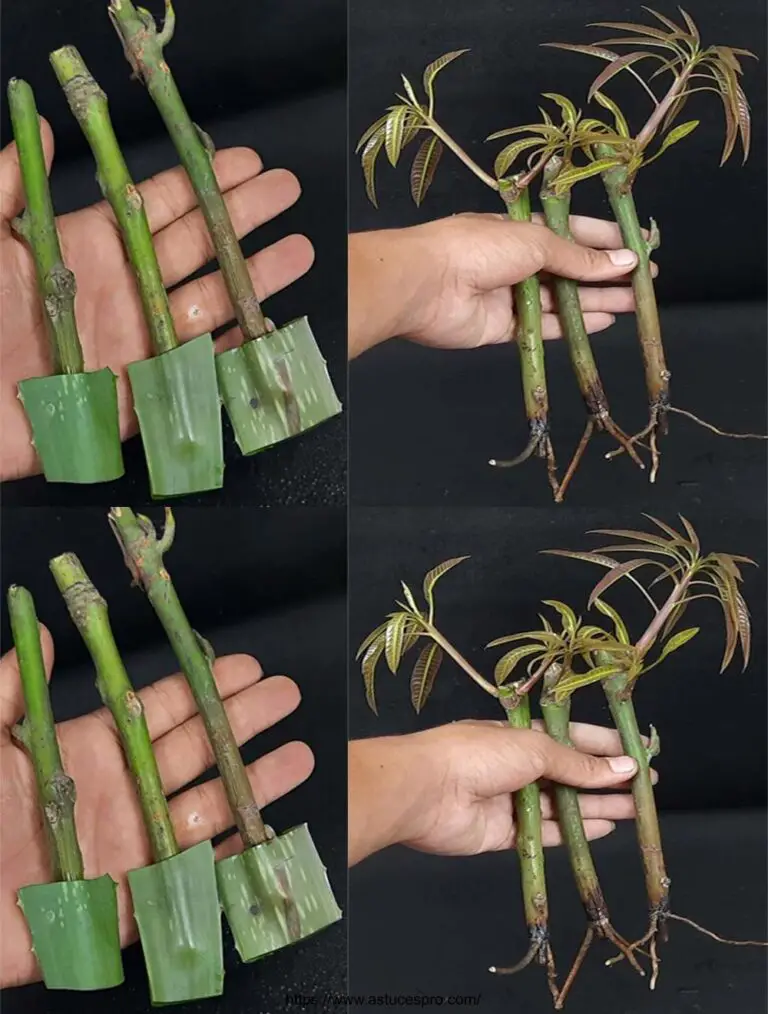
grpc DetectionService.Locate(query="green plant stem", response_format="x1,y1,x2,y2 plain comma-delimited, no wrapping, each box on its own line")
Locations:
596,144,668,434
50,46,178,356
108,507,269,848
108,0,268,340
7,80,83,375
50,553,178,863
8,586,84,883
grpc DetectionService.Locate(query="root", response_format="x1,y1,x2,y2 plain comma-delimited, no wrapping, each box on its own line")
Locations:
666,405,768,441
555,926,592,1009
489,425,559,499
665,912,768,947
555,919,645,1009
555,413,645,502
605,908,663,989
605,403,663,482
490,930,559,1004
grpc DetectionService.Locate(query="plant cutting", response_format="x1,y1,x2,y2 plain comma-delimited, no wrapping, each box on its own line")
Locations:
7,79,123,484
358,52,566,495
545,7,766,478
357,558,560,1002
8,585,123,991
107,506,342,962
49,45,223,498
108,0,342,455
49,552,223,1004
543,516,767,988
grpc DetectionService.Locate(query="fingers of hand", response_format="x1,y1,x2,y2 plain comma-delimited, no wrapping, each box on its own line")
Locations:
538,789,638,823
171,234,314,340
155,168,301,288
542,818,616,847
171,741,314,848
520,728,639,788
542,311,615,340
529,719,650,757
539,283,637,316
0,622,54,733
534,225,639,282
154,675,301,796
137,147,263,234
134,654,263,742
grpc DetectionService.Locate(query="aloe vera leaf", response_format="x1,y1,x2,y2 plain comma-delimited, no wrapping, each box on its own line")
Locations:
19,876,123,991
127,335,224,498
216,317,343,455
216,824,342,962
128,840,223,1004
18,370,124,483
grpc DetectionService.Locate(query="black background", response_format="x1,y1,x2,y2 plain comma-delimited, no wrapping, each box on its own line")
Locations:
1,0,347,506
0,505,347,1013
349,0,767,507
349,506,767,1012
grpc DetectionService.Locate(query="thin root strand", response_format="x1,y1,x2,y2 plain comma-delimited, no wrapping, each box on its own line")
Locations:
665,912,768,947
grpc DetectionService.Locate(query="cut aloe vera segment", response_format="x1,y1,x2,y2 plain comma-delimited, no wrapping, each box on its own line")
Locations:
216,823,342,962
127,839,223,1005
127,333,223,498
18,369,123,483
216,316,342,456
18,874,123,990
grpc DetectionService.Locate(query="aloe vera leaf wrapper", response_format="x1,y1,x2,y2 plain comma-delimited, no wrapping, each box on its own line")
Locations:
216,823,342,962
128,840,223,1005
127,333,223,497
216,318,343,455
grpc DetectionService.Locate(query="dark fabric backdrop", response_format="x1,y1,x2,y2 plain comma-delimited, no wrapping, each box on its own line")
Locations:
1,0,347,506
0,506,347,1014
349,506,768,1012
349,0,767,507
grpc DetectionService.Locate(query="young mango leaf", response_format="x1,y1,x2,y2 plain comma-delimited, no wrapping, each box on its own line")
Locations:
554,663,626,701
494,137,545,179
385,105,412,166
542,600,579,637
411,642,443,713
588,52,656,99
361,132,385,206
385,611,412,673
422,556,469,613
734,591,752,669
493,643,548,686
591,526,692,552
543,42,622,62
734,83,751,162
487,123,561,141
541,92,578,128
587,558,655,607
356,620,389,660
588,21,681,43
400,580,419,613
362,638,385,714
553,157,622,192
410,135,443,206
487,630,562,649
543,548,620,569
641,514,687,544
423,50,469,109
400,74,419,106
678,7,700,43
356,114,388,154
652,119,700,159
592,91,630,137
592,597,630,645
655,626,699,664
641,7,687,36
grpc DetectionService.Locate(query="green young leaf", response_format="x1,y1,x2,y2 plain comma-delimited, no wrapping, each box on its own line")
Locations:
400,581,419,613
385,611,411,673
554,663,625,701
361,131,385,207
553,157,622,192
400,74,419,106
422,50,469,109
385,105,411,166
541,92,578,128
410,642,443,713
487,630,562,649
592,91,630,137
422,556,469,613
487,123,561,141
654,119,700,158
356,113,389,154
542,600,579,637
410,135,443,206
592,598,630,645
361,638,385,714
494,643,548,686
656,626,700,663
494,137,545,178
356,620,389,660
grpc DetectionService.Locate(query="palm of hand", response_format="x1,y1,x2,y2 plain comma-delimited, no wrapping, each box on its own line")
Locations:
0,642,312,988
0,122,313,481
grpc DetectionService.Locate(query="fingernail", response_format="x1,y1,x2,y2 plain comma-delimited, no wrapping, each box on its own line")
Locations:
609,249,637,266
609,756,637,774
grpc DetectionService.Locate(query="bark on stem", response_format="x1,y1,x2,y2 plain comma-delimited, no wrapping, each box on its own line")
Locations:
50,46,178,356
7,586,84,882
7,80,83,376
108,507,269,848
50,553,178,864
596,144,669,428
108,0,269,340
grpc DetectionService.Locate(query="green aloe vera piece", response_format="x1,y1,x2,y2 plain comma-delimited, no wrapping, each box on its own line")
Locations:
216,824,342,962
216,317,342,455
18,370,123,483
127,334,223,498
128,840,223,1005
19,876,123,990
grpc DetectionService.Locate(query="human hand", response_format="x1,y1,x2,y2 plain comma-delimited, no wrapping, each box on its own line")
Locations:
349,719,655,863
0,629,313,987
0,119,314,480
348,212,657,356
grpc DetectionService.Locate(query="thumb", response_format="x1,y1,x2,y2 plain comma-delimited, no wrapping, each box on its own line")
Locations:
0,114,55,225
522,728,638,788
530,223,638,282
0,622,55,734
